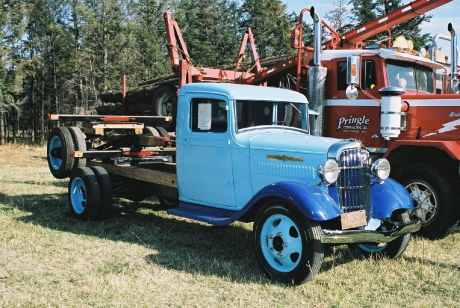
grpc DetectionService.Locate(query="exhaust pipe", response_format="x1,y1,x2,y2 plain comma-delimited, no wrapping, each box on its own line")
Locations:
448,23,459,93
307,7,327,136
310,7,322,66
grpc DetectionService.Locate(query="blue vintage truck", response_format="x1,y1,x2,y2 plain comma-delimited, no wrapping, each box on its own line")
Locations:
47,83,420,284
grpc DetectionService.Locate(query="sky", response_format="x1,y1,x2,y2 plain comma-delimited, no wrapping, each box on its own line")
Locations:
282,1,460,51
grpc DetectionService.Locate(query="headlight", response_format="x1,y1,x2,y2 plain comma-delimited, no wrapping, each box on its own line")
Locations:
318,159,339,185
371,158,390,182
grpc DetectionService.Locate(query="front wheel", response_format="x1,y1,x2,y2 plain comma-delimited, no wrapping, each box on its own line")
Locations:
253,200,324,285
393,163,459,239
349,212,411,259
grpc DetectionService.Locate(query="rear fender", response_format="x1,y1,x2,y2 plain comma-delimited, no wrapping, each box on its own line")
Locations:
248,181,342,221
371,178,414,220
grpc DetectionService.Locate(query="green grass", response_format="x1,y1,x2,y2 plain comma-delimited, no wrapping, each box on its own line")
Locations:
0,144,459,307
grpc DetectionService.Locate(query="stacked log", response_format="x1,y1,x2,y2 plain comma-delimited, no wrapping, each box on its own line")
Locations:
98,75,178,115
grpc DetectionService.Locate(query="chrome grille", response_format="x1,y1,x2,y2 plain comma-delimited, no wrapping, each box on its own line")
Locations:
337,149,370,214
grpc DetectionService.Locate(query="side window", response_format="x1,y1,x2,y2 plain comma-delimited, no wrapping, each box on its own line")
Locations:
337,60,377,90
337,62,348,90
362,60,377,90
191,98,227,133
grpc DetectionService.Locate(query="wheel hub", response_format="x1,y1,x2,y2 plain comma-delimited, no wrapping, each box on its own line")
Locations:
406,181,437,224
272,234,285,252
50,147,63,159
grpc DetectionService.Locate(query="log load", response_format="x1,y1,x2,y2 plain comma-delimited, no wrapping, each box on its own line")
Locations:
97,54,295,115
98,75,178,115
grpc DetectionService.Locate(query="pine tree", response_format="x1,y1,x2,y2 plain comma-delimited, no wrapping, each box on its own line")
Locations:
348,0,432,49
324,0,353,33
129,0,172,82
172,0,240,67
239,0,292,59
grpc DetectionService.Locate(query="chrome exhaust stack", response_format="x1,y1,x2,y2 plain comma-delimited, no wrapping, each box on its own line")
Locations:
448,23,459,93
307,7,328,136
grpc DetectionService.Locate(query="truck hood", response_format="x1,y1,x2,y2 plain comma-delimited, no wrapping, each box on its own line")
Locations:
245,129,344,192
247,129,339,154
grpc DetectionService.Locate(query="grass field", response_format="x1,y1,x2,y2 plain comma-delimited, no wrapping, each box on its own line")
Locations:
0,144,459,307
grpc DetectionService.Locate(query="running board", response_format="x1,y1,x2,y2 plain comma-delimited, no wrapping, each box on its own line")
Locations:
167,202,239,226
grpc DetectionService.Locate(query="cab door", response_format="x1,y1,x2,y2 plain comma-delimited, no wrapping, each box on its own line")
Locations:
176,94,237,208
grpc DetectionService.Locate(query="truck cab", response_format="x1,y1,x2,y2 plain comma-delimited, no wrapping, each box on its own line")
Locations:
169,83,420,283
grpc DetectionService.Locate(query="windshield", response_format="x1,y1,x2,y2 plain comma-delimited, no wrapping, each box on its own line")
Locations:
235,100,306,131
386,60,435,94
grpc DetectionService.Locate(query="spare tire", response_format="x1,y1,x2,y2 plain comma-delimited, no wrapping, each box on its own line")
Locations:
152,84,177,131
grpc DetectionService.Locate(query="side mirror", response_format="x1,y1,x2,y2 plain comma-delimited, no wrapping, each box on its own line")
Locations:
347,56,361,85
346,56,361,100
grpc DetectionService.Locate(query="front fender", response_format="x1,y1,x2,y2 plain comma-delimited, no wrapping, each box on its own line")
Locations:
248,181,342,221
371,178,414,220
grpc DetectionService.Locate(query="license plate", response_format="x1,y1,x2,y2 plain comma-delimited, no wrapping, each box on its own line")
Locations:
341,210,367,230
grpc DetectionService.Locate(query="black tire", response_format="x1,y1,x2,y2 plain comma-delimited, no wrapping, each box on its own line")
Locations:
393,163,459,239
143,126,160,137
158,196,178,208
154,126,169,138
253,199,324,285
47,127,75,179
152,85,177,130
349,211,412,259
155,126,171,147
90,166,113,220
68,127,87,169
68,167,101,220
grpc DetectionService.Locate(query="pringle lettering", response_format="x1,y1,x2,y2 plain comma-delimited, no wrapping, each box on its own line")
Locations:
337,116,370,130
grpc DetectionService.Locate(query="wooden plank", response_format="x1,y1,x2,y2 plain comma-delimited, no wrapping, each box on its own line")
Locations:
47,114,173,122
88,161,178,188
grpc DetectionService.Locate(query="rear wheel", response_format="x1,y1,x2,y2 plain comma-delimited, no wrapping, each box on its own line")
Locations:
158,196,178,208
90,166,113,220
68,127,87,168
393,163,459,239
68,167,100,220
47,127,75,179
253,200,324,285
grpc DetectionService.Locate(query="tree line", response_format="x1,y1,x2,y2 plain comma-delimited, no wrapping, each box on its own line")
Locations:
0,0,431,144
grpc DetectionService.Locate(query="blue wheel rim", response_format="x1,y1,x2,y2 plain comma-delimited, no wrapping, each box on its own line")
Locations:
260,214,302,272
70,177,86,214
48,135,63,170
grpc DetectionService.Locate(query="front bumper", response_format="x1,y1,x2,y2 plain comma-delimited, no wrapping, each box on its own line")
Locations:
320,219,421,244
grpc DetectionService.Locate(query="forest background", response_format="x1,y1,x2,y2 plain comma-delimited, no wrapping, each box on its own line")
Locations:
0,0,433,144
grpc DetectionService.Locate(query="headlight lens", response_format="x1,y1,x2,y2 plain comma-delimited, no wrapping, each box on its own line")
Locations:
318,159,339,185
371,158,391,182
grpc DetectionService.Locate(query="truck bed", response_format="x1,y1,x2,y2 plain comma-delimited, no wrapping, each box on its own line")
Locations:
88,158,178,199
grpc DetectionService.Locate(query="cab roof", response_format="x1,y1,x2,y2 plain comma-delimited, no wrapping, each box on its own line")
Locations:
321,49,446,70
178,83,309,104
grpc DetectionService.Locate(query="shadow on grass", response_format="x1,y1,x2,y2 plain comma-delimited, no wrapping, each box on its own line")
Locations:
1,191,429,284
403,256,460,271
1,191,261,283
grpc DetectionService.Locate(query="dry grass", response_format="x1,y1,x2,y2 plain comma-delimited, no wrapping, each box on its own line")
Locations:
0,144,459,307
